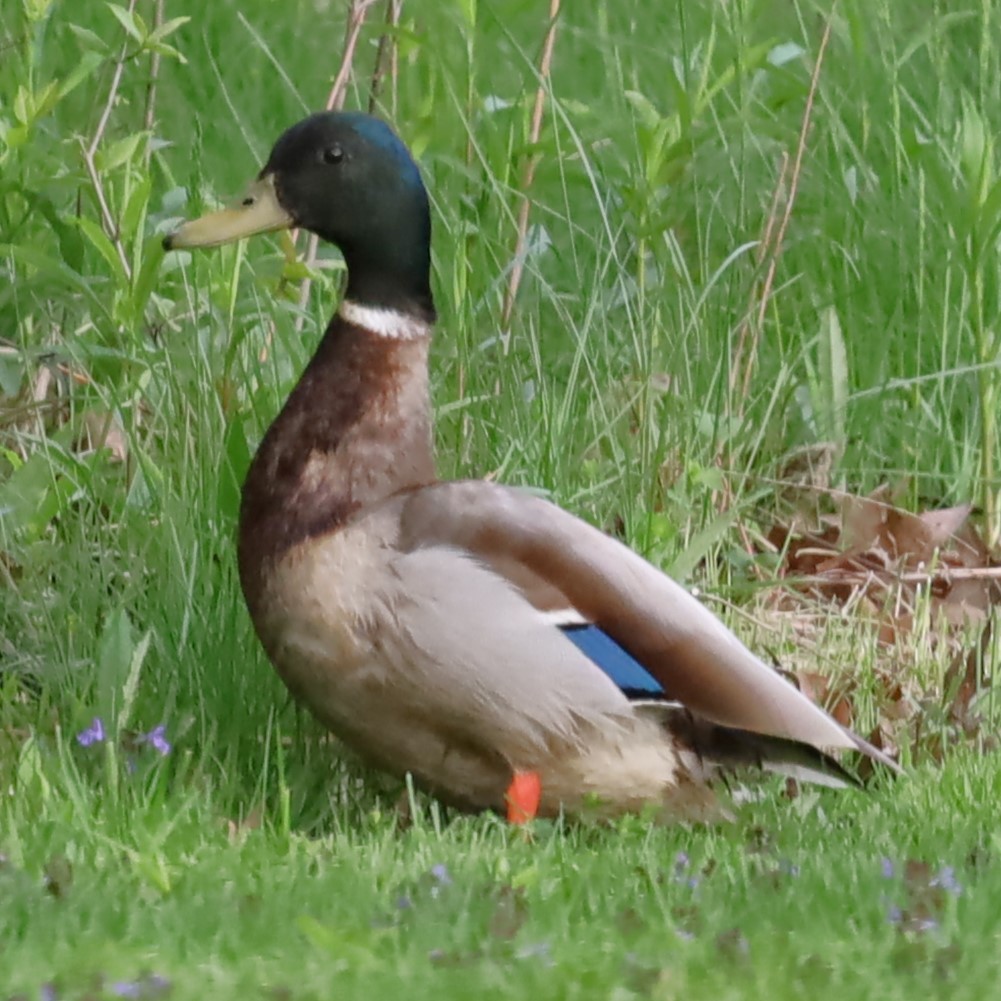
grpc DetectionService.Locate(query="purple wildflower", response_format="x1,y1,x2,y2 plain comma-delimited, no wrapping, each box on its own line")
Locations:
395,894,413,911
880,857,895,879
672,851,699,887
140,725,171,756
40,984,58,1001
109,983,143,999
932,866,962,896
515,941,553,965
886,903,903,924
430,863,452,886
107,976,172,999
76,717,106,747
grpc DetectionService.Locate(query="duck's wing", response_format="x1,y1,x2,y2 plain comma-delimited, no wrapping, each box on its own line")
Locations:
377,542,639,763
394,479,898,772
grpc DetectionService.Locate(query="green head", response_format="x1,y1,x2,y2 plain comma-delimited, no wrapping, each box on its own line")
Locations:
165,112,434,317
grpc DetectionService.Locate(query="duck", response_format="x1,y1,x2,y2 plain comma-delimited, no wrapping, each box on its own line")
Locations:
164,111,898,823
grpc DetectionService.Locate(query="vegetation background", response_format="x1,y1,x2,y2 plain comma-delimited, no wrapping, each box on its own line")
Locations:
1,0,1000,997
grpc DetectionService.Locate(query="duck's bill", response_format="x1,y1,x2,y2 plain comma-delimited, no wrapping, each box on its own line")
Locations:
163,175,292,250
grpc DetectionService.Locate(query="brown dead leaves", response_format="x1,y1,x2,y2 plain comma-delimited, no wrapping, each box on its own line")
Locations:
768,488,999,632
764,487,999,761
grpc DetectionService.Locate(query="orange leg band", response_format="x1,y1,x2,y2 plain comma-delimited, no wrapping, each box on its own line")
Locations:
506,770,542,824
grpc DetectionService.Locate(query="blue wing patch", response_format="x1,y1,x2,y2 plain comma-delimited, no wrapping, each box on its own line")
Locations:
561,624,665,699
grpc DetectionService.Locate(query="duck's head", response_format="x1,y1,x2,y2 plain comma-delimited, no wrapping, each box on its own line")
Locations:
165,112,433,316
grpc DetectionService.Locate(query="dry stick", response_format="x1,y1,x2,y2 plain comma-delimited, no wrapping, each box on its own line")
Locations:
293,0,382,333
783,565,1001,587
499,0,562,345
729,151,789,397
734,13,835,406
368,0,403,115
81,0,139,280
721,15,835,564
143,0,166,134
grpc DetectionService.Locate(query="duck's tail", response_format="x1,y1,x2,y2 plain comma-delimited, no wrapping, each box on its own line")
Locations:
633,701,868,790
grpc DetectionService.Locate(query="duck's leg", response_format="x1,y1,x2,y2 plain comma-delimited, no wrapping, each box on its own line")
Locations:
506,770,542,823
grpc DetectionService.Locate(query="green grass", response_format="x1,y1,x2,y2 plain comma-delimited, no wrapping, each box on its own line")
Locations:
2,0,1001,996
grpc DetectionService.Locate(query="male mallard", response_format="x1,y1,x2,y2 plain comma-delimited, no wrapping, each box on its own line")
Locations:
165,112,896,822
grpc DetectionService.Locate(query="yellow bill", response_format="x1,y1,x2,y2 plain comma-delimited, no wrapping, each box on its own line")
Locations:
164,175,292,250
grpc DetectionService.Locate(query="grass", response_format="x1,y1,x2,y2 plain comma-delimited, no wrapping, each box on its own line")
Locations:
2,0,1001,996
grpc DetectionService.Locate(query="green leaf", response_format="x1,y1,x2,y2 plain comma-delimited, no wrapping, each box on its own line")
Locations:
217,418,252,523
118,630,153,733
121,175,152,242
0,437,85,549
106,2,144,41
67,22,111,53
96,131,147,173
148,41,187,64
455,0,476,30
1,244,109,317
12,86,31,126
667,505,742,582
74,216,125,280
0,353,23,396
58,50,106,99
3,124,30,150
960,93,994,208
624,90,662,131
23,0,56,23
128,236,166,326
32,80,62,121
131,441,164,506
817,305,849,449
146,15,190,44
96,607,135,729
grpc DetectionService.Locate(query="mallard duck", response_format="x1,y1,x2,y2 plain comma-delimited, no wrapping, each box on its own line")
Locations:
165,112,897,823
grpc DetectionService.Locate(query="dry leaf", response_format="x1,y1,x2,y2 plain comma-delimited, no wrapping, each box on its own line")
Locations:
77,410,128,463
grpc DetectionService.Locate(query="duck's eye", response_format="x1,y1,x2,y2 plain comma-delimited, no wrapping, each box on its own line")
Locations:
323,145,345,165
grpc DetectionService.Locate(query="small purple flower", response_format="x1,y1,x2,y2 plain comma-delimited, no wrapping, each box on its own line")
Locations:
880,857,896,879
395,894,413,911
96,973,171,998
76,717,106,747
932,866,962,896
672,851,699,887
140,725,171,756
886,903,903,924
40,983,59,1001
430,863,452,886
109,983,143,999
515,941,553,965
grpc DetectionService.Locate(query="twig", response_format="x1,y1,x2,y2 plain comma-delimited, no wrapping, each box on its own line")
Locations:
81,0,139,280
499,0,562,344
731,11,835,406
294,0,381,332
143,0,166,134
729,151,788,395
368,0,403,115
782,565,1001,588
